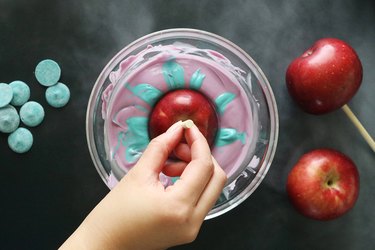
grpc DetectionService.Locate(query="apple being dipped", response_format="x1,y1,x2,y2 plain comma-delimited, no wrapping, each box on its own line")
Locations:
148,89,218,146
286,38,362,114
287,149,360,220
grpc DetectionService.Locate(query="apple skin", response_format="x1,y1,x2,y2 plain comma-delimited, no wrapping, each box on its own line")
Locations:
286,38,363,114
148,89,218,146
286,149,360,221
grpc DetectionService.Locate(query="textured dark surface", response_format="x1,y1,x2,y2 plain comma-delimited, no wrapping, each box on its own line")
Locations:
0,0,374,249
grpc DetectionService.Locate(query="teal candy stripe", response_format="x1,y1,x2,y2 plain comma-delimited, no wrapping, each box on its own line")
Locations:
112,131,126,159
134,105,148,113
171,177,180,183
124,117,150,163
125,143,148,163
125,117,149,138
162,59,185,89
215,92,236,114
126,83,163,106
215,128,246,147
112,117,150,163
190,69,205,89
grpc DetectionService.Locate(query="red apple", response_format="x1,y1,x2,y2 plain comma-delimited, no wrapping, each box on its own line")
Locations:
148,89,218,146
286,38,363,114
287,149,360,220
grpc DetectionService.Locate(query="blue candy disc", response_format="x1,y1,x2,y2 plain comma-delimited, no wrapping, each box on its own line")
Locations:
0,105,20,133
35,59,61,86
45,82,70,108
0,83,13,108
20,101,45,127
9,80,30,106
8,127,33,153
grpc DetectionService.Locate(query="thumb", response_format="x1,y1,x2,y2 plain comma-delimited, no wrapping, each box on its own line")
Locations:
135,121,184,175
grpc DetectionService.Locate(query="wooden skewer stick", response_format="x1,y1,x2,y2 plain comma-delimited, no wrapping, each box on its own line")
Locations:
342,104,375,152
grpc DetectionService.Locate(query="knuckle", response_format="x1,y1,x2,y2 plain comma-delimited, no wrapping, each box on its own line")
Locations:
184,227,199,243
160,201,191,223
159,201,201,244
198,154,213,167
172,205,192,224
204,157,215,174
218,167,227,184
149,138,169,155
212,158,227,184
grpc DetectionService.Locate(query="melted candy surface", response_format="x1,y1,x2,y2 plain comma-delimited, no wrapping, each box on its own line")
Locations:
102,44,257,185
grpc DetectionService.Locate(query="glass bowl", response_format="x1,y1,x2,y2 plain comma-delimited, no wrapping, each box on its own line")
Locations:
86,28,278,219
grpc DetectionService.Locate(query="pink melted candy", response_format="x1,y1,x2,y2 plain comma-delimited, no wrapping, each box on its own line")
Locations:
102,44,258,184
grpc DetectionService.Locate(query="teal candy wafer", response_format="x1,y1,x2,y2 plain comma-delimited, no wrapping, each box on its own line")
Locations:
35,59,61,86
0,105,20,133
0,83,13,108
8,127,33,153
45,82,70,108
9,80,30,106
20,101,45,127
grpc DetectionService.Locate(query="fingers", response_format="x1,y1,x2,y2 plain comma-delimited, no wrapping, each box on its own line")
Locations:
194,157,227,220
172,124,215,204
135,121,184,175
134,119,227,223
136,119,226,215
173,143,191,162
162,142,191,177
162,160,188,177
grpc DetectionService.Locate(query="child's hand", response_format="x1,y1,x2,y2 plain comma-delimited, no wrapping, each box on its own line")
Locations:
61,121,227,250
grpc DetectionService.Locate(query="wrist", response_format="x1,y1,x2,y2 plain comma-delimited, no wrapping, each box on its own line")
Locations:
60,207,123,250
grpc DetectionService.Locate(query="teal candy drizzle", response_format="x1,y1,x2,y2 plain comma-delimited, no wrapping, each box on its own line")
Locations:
126,117,149,138
126,143,148,163
113,117,150,163
215,128,246,147
126,83,163,106
134,105,148,113
112,60,247,164
215,92,236,114
171,177,180,183
189,69,205,89
124,117,149,162
112,131,126,159
162,59,185,89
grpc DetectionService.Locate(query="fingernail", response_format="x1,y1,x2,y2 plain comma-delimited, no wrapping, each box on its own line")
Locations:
166,120,183,134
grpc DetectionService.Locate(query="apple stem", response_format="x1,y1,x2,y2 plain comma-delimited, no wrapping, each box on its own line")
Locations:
342,104,375,152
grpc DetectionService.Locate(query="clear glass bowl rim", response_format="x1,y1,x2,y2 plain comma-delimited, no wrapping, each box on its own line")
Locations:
86,28,279,219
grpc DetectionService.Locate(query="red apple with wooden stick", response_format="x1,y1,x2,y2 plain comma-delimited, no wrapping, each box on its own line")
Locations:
286,38,375,152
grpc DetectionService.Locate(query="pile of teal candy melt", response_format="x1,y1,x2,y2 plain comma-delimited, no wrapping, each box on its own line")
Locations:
0,59,70,153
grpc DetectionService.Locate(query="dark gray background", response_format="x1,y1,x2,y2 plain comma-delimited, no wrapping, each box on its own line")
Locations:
1,0,374,249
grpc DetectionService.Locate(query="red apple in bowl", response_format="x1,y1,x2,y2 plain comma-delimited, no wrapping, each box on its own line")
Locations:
286,149,360,220
286,38,363,114
148,89,218,146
